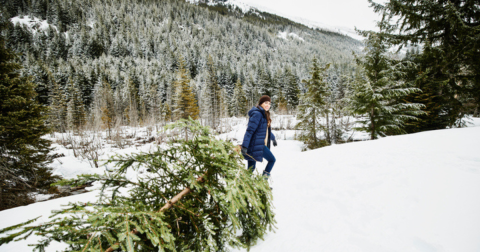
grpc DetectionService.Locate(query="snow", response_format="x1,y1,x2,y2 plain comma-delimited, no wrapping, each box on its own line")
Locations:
222,0,253,13
280,16,364,41
1,118,480,251
32,193,55,202
277,31,305,42
10,15,58,34
86,20,95,29
186,0,253,13
234,122,480,252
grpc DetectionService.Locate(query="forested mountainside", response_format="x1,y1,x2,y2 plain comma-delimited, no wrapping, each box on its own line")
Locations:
1,0,361,128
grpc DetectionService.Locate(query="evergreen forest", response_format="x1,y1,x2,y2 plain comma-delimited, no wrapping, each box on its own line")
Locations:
1,0,361,133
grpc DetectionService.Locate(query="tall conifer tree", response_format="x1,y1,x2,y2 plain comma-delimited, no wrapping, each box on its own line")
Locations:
257,65,272,97
124,78,140,127
232,78,248,117
403,49,454,132
276,89,288,115
348,28,424,140
93,78,115,136
284,67,300,113
48,71,67,133
66,78,86,130
368,0,480,126
295,57,330,149
172,55,199,121
0,19,58,210
202,55,222,129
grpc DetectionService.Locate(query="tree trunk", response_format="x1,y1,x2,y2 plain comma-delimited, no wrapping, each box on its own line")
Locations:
331,108,336,144
313,108,317,146
185,127,188,141
325,111,330,144
370,107,375,140
0,178,3,208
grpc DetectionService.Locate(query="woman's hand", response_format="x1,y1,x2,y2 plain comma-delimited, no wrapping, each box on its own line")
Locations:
272,139,277,147
241,146,248,156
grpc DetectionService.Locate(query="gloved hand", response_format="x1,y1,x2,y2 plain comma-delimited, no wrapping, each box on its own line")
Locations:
273,139,277,147
241,146,248,156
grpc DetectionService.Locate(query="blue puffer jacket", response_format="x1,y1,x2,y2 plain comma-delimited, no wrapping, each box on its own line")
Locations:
242,106,276,162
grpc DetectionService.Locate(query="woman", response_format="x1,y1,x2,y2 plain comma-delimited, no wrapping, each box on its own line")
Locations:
241,95,277,179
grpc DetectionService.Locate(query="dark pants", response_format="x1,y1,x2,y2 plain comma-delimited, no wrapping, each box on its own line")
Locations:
247,145,276,175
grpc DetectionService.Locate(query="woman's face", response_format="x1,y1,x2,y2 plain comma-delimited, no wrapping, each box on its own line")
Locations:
261,101,271,111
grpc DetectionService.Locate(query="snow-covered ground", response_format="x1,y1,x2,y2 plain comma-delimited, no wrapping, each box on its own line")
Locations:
237,126,480,252
1,118,480,251
277,31,305,42
10,15,58,34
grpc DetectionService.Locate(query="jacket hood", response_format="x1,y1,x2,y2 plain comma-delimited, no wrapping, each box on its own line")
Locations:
248,106,265,118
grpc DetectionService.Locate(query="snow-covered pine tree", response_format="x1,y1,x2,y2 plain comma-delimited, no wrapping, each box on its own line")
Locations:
276,89,288,115
145,81,161,127
256,64,272,97
347,26,425,140
66,78,86,131
202,55,222,129
219,88,229,123
402,48,455,133
0,119,276,251
369,0,480,126
295,57,330,149
244,75,258,108
172,55,199,121
231,78,248,117
320,66,345,145
0,19,59,210
329,72,353,144
47,69,67,133
26,61,50,106
92,78,115,136
124,77,140,127
284,67,300,113
161,102,172,124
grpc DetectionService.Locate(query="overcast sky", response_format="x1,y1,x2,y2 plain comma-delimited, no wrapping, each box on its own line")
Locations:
238,0,387,31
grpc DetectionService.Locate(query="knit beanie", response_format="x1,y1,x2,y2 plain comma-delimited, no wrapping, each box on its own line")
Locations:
258,95,271,106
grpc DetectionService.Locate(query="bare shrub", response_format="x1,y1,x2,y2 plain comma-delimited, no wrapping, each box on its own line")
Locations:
77,133,104,168
79,139,103,168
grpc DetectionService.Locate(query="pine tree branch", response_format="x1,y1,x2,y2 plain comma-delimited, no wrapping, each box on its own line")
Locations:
158,175,205,212
105,174,206,252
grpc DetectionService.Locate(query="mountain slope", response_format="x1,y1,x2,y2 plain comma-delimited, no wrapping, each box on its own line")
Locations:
2,0,361,116
188,0,364,40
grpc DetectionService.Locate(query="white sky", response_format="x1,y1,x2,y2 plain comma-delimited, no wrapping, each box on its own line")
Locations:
238,0,387,31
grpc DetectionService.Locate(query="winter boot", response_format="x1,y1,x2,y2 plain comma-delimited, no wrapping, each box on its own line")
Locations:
262,171,272,190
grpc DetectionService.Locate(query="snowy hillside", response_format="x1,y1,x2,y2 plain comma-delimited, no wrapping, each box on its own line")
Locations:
186,0,363,40
235,125,480,252
1,120,480,251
